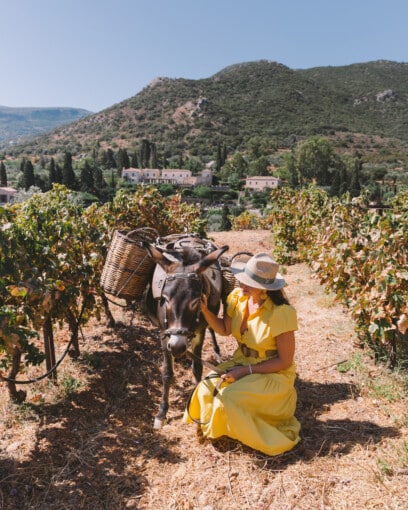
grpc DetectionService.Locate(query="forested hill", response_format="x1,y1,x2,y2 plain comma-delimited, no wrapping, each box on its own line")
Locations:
4,59,408,159
0,106,91,144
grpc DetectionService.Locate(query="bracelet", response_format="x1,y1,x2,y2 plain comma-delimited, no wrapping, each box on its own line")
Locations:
248,364,253,375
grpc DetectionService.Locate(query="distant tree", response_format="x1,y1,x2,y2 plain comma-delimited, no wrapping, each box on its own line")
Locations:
93,165,106,196
248,156,270,176
101,149,116,169
80,160,94,193
219,153,248,182
296,137,334,186
221,203,232,231
19,158,26,173
349,156,362,197
150,142,158,168
22,159,35,190
55,162,63,183
0,161,7,186
140,139,151,168
62,151,77,189
130,151,139,168
216,143,224,171
192,185,212,199
339,165,349,196
48,158,57,187
284,152,299,188
108,170,116,198
34,173,47,191
116,148,130,174
329,168,341,196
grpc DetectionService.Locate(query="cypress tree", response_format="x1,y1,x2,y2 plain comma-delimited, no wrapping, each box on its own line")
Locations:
150,143,158,168
221,203,232,231
62,151,77,190
216,143,222,171
116,148,130,175
102,149,116,169
0,161,7,186
222,145,227,167
339,166,349,196
349,157,362,198
55,163,63,183
140,139,151,168
23,159,35,190
93,166,105,197
131,151,139,168
19,158,26,173
80,160,94,193
48,158,57,187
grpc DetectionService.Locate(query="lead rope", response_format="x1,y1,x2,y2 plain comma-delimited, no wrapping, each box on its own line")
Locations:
185,350,225,425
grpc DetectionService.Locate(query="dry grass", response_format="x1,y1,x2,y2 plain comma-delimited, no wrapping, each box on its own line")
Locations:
0,230,407,509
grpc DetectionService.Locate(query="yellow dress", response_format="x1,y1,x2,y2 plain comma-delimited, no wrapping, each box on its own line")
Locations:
183,288,301,456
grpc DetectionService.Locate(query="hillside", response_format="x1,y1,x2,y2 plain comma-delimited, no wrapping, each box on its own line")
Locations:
4,60,408,160
0,105,91,144
0,230,406,509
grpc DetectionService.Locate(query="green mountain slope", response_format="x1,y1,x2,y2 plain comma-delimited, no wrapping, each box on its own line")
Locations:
0,106,92,143
5,60,408,158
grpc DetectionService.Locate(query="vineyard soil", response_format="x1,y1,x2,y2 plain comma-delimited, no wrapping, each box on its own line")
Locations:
0,230,407,509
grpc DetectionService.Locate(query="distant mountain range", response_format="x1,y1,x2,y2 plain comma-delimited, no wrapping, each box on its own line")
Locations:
0,106,92,143
3,60,408,159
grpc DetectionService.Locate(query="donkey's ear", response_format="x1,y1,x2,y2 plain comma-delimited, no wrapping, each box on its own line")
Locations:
195,245,229,274
142,242,175,270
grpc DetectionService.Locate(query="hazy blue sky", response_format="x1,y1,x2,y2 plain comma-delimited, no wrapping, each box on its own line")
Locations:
2,0,407,112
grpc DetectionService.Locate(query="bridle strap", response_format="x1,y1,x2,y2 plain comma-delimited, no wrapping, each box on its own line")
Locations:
161,271,204,337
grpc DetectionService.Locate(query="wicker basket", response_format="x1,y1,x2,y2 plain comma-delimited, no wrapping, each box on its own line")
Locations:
100,227,158,300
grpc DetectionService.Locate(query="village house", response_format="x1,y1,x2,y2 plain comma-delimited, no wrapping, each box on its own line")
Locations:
0,186,17,204
244,176,282,191
121,168,213,186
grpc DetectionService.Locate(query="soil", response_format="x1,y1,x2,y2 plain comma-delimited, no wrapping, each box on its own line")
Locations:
0,230,407,509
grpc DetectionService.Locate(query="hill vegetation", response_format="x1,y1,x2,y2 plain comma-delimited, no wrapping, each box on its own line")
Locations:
0,106,91,144
3,59,408,163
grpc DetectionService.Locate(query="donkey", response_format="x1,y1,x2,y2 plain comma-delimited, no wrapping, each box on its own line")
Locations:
142,238,229,429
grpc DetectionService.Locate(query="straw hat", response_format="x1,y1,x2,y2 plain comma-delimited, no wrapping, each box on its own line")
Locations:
230,253,286,290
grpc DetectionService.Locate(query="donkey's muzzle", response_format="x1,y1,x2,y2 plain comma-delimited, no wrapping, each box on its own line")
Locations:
166,329,191,358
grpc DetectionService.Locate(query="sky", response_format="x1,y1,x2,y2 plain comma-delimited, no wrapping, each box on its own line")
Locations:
1,0,408,113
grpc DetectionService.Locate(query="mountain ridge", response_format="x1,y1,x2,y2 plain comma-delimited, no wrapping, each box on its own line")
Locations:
0,105,92,144
3,59,408,158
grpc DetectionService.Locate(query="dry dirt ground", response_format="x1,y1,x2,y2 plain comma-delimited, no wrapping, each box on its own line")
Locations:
0,230,407,510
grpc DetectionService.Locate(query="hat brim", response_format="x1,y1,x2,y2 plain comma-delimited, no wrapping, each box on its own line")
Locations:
231,261,286,290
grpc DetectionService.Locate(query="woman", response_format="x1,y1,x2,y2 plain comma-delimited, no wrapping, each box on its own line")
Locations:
183,252,301,456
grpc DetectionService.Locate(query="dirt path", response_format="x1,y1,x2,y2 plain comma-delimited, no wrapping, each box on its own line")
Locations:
0,230,407,509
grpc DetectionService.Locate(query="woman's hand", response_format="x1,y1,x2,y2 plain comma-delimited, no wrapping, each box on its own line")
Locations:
201,294,209,312
221,365,251,383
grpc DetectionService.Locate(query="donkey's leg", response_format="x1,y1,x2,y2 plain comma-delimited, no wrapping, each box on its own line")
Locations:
209,328,221,362
154,341,174,429
190,328,205,383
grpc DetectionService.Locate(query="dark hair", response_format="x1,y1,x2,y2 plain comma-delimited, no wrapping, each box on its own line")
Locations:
266,289,290,306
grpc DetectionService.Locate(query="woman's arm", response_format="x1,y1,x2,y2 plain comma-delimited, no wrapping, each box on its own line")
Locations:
252,331,295,373
222,330,295,382
201,296,232,336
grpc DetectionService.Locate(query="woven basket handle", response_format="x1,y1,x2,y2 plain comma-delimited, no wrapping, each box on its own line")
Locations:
126,227,159,244
229,251,253,264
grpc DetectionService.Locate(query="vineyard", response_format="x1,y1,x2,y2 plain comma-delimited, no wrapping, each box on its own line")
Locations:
0,185,407,509
0,185,207,400
266,186,408,367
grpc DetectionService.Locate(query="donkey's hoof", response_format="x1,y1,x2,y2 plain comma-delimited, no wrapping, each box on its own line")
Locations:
153,417,164,429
